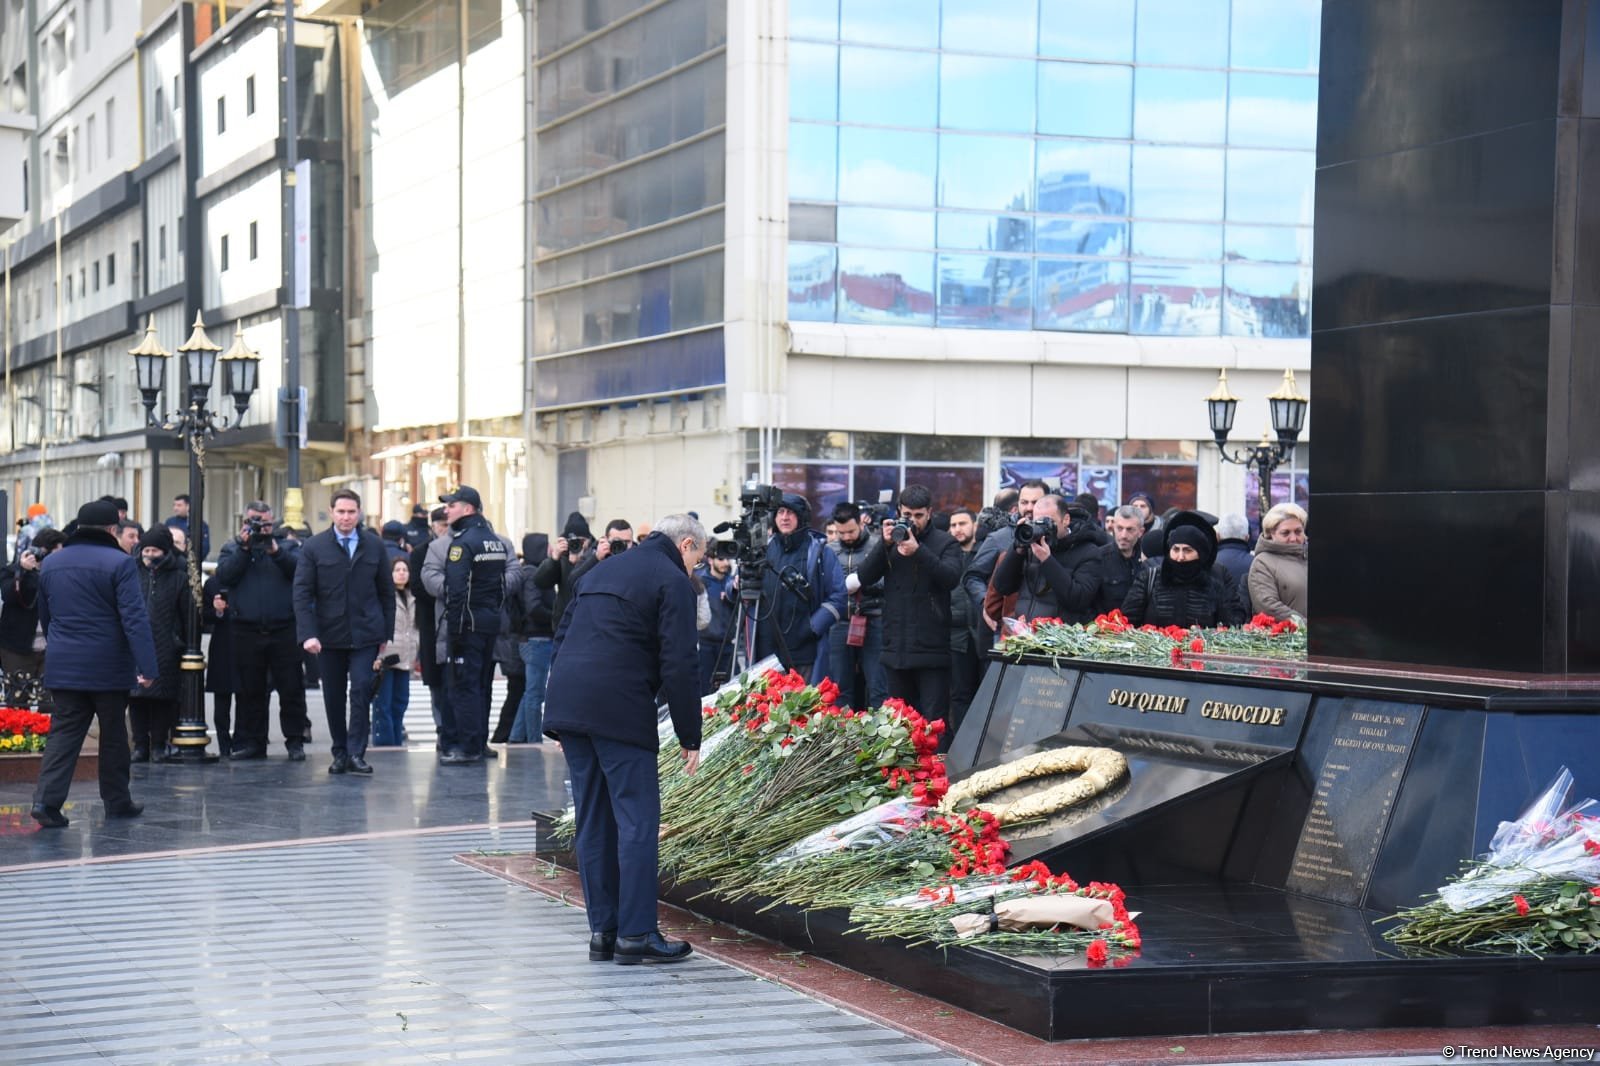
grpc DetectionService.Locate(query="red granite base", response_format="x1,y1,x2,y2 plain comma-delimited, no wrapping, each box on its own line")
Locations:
460,854,1600,1065
0,742,98,784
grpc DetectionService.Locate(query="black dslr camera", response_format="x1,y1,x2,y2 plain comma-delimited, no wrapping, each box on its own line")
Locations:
880,519,911,544
245,517,275,545
1014,515,1056,548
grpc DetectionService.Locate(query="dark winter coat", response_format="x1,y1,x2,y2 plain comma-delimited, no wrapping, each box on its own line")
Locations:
201,576,237,695
755,528,846,678
132,552,190,700
989,524,1103,624
1215,538,1254,614
442,513,509,639
857,524,965,670
212,532,299,626
409,538,444,687
695,562,735,646
544,533,701,752
37,528,160,691
0,561,42,653
1120,565,1247,629
1090,542,1142,617
293,526,397,650
519,534,556,640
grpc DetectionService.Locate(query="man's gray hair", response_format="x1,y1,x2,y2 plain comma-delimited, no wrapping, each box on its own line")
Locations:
245,499,272,515
1216,512,1249,540
1111,505,1140,522
655,513,707,548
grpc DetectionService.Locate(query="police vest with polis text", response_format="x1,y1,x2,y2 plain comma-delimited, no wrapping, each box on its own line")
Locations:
443,512,508,636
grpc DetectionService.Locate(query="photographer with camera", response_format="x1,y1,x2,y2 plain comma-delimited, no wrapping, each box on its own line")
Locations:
962,481,1044,648
856,484,964,730
1,528,66,697
827,502,887,710
752,494,845,683
694,550,736,695
988,494,1102,625
214,501,311,760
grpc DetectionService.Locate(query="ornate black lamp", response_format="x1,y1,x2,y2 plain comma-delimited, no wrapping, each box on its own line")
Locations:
1206,368,1308,520
129,313,261,763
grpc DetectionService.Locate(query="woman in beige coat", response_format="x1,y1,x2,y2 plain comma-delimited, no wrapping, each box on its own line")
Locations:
1248,503,1307,621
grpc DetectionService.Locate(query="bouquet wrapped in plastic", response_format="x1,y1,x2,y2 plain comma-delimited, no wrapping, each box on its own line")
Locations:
1385,768,1600,955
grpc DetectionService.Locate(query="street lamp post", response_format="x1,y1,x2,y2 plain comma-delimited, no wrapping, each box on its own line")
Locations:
1205,368,1309,521
130,314,261,763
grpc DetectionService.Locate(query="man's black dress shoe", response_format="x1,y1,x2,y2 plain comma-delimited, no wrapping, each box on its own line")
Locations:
588,931,617,962
230,745,267,760
328,755,353,775
614,931,692,965
106,801,144,819
286,744,306,762
30,805,68,828
348,756,373,775
130,745,150,763
439,749,481,765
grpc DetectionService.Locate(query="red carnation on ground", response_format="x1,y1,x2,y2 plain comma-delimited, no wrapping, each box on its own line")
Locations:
1085,939,1109,965
1513,894,1530,917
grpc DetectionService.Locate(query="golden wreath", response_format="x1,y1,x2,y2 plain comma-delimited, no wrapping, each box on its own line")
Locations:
938,746,1129,826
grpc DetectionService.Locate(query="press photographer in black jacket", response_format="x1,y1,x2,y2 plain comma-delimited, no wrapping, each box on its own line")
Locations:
989,495,1102,624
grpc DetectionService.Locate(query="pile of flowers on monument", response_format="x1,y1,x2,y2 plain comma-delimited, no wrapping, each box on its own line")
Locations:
998,610,1306,666
0,707,51,753
1384,768,1600,955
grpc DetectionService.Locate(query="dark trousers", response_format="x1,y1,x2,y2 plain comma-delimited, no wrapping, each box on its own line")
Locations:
562,731,662,938
233,624,310,751
317,645,378,759
491,667,525,743
442,631,496,756
34,689,134,810
828,617,888,710
950,639,983,734
128,696,177,752
883,664,952,728
212,691,233,752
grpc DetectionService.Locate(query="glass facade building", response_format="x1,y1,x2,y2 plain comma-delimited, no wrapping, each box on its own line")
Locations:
532,0,728,408
786,0,1319,338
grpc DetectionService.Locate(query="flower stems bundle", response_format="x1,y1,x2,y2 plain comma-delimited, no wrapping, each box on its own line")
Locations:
999,610,1305,667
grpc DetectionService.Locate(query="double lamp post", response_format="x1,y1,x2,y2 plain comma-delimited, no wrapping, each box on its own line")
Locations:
1204,367,1308,521
130,314,261,762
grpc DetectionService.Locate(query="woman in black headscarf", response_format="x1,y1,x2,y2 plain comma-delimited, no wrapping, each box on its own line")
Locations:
1120,512,1246,629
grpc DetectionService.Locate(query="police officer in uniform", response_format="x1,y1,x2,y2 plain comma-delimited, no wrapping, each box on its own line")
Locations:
426,486,508,764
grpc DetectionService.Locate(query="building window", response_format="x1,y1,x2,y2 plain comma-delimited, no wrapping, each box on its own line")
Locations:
220,234,230,271
104,0,112,33
50,27,65,74
107,252,115,286
158,224,166,261
998,438,1202,516
78,268,85,299
86,114,96,169
248,220,258,260
246,75,255,116
93,260,101,291
757,431,987,525
216,96,226,134
153,86,164,135
105,98,114,157
177,214,184,253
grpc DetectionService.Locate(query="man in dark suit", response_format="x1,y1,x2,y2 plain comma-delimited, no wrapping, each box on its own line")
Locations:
293,489,395,775
544,514,706,966
30,499,160,827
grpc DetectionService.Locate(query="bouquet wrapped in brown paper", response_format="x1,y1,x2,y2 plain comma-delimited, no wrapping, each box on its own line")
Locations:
949,894,1115,938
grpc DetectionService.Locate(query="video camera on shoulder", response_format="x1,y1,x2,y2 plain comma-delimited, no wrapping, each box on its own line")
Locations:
1014,515,1056,548
975,505,1016,537
245,517,275,545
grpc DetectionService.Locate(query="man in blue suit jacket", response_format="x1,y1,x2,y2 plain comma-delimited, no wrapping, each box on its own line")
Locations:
544,514,706,966
31,499,160,828
293,489,395,776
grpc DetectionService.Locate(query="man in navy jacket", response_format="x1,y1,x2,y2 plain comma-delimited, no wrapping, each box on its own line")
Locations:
30,499,160,828
544,514,705,966
293,489,395,775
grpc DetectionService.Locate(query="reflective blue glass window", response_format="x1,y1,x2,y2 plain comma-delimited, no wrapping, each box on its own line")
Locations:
941,0,1036,55
1130,262,1222,335
1130,221,1221,261
1231,0,1320,71
1134,68,1226,144
840,46,937,127
1226,148,1314,225
938,134,1033,211
1132,146,1223,220
789,243,837,321
839,206,935,247
1038,62,1132,139
941,56,1035,133
938,213,1032,253
1224,262,1311,338
839,127,936,204
1225,224,1312,264
1227,73,1317,149
1040,0,1134,62
838,247,935,325
938,254,1032,329
790,122,838,201
1037,140,1130,214
791,43,838,122
1036,259,1129,332
840,0,938,48
1136,0,1228,66
792,0,839,40
1036,216,1126,256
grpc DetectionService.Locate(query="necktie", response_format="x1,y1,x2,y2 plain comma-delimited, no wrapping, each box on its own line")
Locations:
342,535,355,559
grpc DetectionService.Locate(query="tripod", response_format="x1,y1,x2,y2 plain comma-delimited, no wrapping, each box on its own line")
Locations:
709,560,802,689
